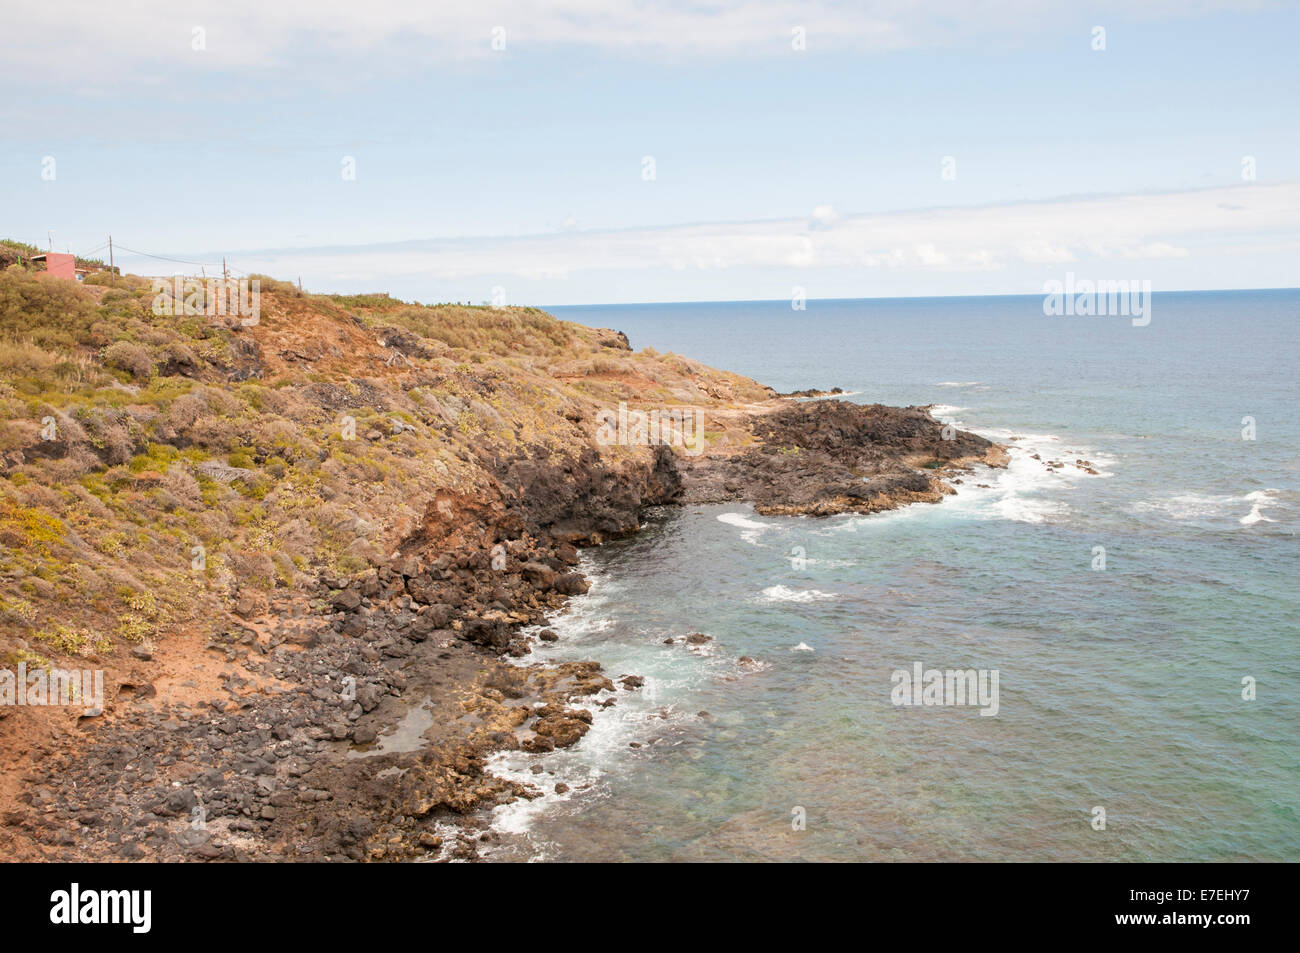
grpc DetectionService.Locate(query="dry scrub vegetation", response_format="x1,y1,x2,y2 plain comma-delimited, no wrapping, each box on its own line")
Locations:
0,263,772,669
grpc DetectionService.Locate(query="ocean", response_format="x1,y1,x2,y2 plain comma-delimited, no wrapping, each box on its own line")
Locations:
485,291,1299,861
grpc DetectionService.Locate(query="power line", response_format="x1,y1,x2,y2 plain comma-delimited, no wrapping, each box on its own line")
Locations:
69,239,271,280
112,243,223,268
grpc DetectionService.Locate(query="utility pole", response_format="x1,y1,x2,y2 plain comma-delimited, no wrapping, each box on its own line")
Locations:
108,236,114,273
223,257,228,280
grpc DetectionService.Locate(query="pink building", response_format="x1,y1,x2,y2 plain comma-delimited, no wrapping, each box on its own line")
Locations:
32,252,77,279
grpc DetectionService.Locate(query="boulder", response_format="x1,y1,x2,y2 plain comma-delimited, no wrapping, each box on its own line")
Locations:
551,572,590,596
330,588,361,611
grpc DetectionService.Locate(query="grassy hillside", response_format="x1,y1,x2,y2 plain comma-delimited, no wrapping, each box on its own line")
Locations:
0,263,772,671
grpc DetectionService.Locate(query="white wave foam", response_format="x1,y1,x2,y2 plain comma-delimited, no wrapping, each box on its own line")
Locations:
1240,503,1274,526
717,512,769,530
1129,489,1284,525
991,493,1068,524
1241,490,1282,525
485,679,703,848
486,749,605,841
929,404,967,418
717,510,774,545
931,433,1111,524
935,381,982,387
790,642,815,652
490,575,718,849
761,584,836,603
1131,493,1235,520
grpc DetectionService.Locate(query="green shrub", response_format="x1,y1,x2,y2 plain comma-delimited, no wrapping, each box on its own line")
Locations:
0,267,100,348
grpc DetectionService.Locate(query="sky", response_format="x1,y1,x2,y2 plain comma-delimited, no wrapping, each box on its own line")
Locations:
3,1,1299,305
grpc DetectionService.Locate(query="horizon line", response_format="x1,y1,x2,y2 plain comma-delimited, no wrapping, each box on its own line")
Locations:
543,286,1300,310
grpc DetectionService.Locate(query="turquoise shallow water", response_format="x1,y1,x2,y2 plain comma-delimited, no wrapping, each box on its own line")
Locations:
487,291,1299,861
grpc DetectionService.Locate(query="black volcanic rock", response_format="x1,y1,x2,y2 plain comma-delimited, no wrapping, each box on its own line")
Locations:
678,400,999,516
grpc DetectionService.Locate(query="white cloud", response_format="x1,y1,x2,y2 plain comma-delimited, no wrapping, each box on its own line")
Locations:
810,204,840,228
3,1,1266,81
205,182,1300,291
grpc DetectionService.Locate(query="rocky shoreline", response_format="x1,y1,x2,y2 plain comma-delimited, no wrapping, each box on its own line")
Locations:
3,395,1004,862
680,400,1006,516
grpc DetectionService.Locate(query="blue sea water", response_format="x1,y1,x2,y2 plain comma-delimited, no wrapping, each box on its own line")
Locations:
487,291,1299,862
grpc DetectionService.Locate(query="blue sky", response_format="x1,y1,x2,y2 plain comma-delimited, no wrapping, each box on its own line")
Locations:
4,1,1299,304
